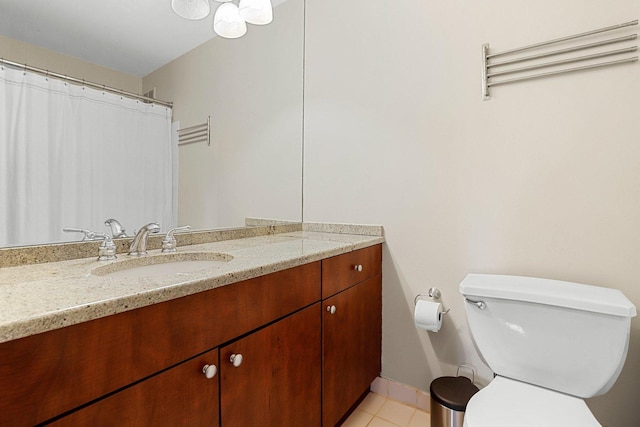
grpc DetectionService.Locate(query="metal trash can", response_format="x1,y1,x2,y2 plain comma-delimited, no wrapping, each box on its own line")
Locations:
430,376,479,427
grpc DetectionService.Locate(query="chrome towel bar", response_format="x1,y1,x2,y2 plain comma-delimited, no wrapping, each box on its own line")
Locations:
177,116,210,146
487,20,638,59
482,19,638,100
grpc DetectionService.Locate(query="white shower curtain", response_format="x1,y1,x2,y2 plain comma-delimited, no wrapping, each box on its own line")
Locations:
0,65,174,247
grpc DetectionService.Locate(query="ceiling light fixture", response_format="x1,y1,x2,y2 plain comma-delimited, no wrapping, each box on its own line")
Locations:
171,0,273,39
171,0,211,20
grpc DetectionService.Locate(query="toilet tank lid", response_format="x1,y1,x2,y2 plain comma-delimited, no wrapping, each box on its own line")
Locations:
460,274,637,317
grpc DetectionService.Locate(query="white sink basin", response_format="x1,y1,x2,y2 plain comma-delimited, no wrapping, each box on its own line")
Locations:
92,252,233,278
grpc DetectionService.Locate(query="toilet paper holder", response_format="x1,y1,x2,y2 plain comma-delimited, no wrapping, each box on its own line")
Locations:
414,287,451,315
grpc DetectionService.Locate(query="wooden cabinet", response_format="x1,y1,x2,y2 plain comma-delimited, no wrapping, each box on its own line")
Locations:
53,304,324,427
50,349,220,427
322,245,383,427
0,262,320,426
221,303,321,426
322,244,382,299
0,244,382,427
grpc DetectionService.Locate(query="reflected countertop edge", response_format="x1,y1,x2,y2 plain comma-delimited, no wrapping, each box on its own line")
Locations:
0,229,384,344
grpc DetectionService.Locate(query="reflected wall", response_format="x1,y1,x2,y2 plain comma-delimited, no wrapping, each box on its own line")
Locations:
0,0,304,247
143,0,304,230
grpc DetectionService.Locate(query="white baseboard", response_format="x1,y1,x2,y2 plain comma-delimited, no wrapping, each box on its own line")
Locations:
371,376,430,412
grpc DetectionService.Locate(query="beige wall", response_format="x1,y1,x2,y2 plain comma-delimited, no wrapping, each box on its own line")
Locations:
0,35,141,93
143,0,304,230
304,1,640,426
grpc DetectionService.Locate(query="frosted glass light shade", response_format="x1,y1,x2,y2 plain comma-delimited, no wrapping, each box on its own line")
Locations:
239,0,272,25
214,3,247,39
171,0,211,20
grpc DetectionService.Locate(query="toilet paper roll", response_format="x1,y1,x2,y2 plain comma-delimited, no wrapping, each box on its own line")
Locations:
414,300,443,332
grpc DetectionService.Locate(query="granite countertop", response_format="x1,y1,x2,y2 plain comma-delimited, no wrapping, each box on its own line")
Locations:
0,228,384,344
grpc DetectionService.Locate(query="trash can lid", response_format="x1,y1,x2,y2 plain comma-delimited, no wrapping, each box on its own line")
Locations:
430,376,479,412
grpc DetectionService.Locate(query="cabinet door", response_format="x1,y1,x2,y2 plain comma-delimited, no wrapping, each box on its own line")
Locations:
323,275,382,427
221,303,321,426
50,349,220,427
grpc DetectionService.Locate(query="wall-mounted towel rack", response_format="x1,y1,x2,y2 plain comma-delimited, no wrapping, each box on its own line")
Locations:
482,20,638,100
177,116,210,146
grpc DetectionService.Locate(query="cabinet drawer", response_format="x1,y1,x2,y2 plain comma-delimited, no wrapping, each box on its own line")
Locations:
0,261,321,426
321,245,382,298
50,349,220,427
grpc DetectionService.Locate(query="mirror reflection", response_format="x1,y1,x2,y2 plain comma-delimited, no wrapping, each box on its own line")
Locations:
0,0,304,248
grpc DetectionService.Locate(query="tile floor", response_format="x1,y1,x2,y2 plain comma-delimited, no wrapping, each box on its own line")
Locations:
342,392,430,427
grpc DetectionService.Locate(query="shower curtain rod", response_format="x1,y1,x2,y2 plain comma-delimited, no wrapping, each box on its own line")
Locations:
0,57,173,108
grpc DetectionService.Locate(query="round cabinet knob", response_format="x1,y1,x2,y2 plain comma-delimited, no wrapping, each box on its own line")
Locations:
230,353,243,367
326,305,337,314
353,264,363,272
202,364,217,379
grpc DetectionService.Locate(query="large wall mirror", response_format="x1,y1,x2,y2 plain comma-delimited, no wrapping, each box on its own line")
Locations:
0,0,304,248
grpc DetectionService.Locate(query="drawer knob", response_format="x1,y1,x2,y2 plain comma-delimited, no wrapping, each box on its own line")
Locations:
353,264,363,272
202,364,217,379
230,353,244,367
326,305,337,314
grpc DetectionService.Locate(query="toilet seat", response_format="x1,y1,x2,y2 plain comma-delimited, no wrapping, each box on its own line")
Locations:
463,376,601,427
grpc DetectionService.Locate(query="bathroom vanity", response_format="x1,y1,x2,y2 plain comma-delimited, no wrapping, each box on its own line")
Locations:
0,226,383,426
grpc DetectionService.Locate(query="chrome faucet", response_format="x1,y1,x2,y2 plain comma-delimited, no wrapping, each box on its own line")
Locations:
161,225,191,253
104,218,128,238
63,228,116,260
128,222,160,256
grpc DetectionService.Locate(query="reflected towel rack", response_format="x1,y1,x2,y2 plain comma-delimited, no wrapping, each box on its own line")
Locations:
177,116,210,146
482,19,638,100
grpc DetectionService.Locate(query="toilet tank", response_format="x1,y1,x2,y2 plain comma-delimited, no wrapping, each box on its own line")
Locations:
460,274,636,398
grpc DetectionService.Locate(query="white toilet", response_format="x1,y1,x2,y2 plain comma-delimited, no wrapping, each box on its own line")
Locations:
459,274,637,427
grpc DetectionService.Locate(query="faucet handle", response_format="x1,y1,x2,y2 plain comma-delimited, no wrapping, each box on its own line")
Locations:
63,227,100,241
63,228,116,260
162,225,191,253
166,225,191,238
94,233,117,261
